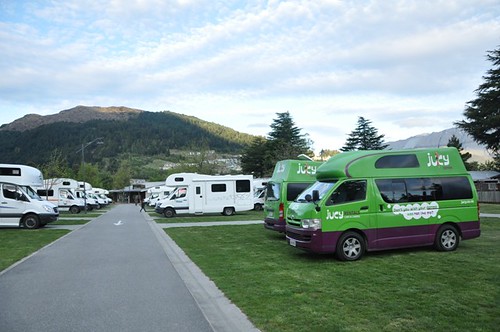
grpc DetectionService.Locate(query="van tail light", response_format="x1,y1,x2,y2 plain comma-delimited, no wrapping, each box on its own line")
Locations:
279,202,284,222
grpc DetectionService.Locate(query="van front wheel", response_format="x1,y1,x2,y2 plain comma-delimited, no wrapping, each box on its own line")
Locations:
69,205,80,214
336,232,365,261
23,214,40,229
164,208,175,218
435,225,459,251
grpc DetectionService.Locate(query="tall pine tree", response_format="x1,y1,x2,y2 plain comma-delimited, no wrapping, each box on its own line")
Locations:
447,134,472,170
240,111,313,176
341,117,388,151
456,47,500,161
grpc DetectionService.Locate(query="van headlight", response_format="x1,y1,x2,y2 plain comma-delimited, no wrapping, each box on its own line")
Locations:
301,219,322,230
43,205,54,213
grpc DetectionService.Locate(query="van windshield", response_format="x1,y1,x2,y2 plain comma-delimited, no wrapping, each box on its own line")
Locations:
295,181,336,202
265,182,280,201
23,186,43,201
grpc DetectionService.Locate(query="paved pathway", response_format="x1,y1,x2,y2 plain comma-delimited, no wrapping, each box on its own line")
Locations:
0,204,258,332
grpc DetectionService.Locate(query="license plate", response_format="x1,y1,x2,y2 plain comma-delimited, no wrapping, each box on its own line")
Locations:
289,238,296,247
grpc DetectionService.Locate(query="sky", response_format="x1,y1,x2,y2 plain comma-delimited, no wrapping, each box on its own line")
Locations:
0,0,499,154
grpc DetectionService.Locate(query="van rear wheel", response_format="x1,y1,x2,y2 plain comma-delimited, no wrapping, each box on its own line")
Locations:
23,214,40,229
435,225,459,251
222,207,235,216
336,232,365,261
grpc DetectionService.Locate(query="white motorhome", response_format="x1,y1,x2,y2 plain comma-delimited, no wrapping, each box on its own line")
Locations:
146,185,173,207
0,164,59,229
93,187,112,204
38,178,86,214
77,182,107,208
155,173,254,218
253,178,269,211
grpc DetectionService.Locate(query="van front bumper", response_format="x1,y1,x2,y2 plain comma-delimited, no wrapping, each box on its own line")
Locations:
286,225,338,254
40,213,59,224
264,217,286,232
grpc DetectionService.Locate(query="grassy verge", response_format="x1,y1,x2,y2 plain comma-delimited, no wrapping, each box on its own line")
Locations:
481,203,500,214
50,219,90,225
0,229,70,271
165,218,499,332
151,209,264,223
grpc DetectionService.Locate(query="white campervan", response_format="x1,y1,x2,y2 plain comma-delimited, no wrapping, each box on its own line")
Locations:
77,182,108,208
146,185,173,207
0,164,59,229
155,173,254,218
93,187,112,204
38,178,86,214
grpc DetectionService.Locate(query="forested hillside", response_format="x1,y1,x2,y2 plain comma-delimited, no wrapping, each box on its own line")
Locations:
0,109,255,166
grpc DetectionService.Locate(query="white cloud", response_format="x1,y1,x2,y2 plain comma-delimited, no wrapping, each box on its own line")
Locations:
0,0,499,152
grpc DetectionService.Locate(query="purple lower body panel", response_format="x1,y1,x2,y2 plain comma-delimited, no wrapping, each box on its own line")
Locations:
286,220,481,254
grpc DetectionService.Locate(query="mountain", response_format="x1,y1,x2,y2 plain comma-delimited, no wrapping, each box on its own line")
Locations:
0,105,142,131
0,106,255,166
387,127,492,162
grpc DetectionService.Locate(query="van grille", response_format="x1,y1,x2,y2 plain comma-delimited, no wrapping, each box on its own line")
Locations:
286,227,312,242
287,217,301,227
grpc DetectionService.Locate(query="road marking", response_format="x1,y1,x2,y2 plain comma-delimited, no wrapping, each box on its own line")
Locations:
114,220,123,226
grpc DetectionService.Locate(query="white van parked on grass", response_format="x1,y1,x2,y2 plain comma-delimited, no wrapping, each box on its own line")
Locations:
0,164,59,229
38,178,86,214
155,173,254,218
146,185,173,207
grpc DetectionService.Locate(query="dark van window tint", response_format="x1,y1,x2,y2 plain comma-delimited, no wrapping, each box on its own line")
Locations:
375,155,419,168
265,182,280,200
0,167,21,176
440,177,473,200
286,183,311,201
62,181,70,186
326,180,367,206
236,180,250,193
174,177,184,182
211,184,226,192
376,179,407,203
376,176,472,203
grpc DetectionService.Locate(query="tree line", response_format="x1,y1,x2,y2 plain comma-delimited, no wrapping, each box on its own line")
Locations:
241,46,500,176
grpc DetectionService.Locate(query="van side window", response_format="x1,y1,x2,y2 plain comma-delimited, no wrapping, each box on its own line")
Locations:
376,179,407,203
266,182,280,201
211,184,226,192
375,155,419,168
236,180,250,193
3,184,18,200
376,176,472,203
326,180,366,206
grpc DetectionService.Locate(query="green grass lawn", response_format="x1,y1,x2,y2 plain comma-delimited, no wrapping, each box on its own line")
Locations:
165,217,500,332
0,229,70,271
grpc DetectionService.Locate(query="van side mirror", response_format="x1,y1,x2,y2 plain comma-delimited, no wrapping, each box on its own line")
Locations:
312,190,320,202
312,190,321,212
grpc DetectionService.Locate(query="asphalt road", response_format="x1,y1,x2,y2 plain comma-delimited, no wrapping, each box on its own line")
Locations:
0,204,257,332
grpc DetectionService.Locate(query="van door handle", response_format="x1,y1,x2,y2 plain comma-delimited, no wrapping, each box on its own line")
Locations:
360,206,368,210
